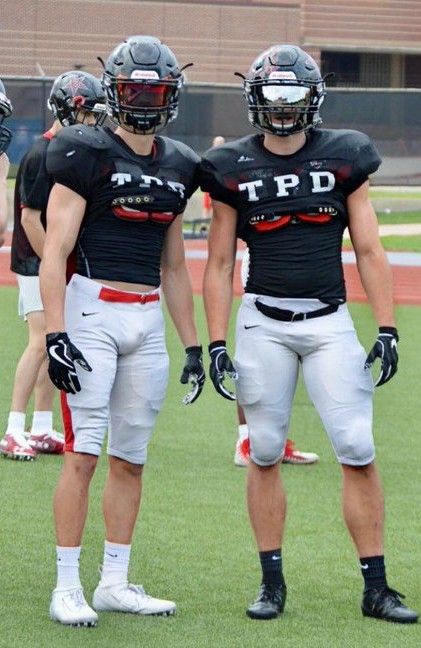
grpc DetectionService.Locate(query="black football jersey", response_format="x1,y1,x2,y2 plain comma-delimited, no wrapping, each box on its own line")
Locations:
11,131,54,275
200,129,381,302
46,125,200,286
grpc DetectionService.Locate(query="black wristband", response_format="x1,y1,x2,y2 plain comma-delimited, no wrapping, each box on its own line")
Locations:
46,332,66,342
209,340,226,355
185,345,202,355
379,326,398,339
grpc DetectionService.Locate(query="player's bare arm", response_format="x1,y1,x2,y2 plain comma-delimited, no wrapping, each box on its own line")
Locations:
203,198,237,342
161,214,205,404
203,198,238,400
21,207,45,259
40,183,85,333
0,152,9,247
161,213,199,348
347,180,395,327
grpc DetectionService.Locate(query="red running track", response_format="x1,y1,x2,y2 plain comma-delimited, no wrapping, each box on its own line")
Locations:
1,235,421,305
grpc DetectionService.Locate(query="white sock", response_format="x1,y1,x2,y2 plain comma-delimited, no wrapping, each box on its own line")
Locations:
31,411,53,435
99,541,131,587
6,411,26,436
238,424,249,441
56,546,82,590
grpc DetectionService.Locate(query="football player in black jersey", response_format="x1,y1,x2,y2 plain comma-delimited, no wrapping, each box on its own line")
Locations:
201,45,418,623
0,78,12,248
0,71,105,462
40,36,204,626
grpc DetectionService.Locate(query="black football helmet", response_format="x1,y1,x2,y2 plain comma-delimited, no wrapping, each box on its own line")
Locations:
48,71,106,126
242,45,325,137
101,35,185,134
0,79,13,154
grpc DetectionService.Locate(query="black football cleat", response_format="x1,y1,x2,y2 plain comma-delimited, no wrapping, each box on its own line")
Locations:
362,587,419,624
246,582,287,620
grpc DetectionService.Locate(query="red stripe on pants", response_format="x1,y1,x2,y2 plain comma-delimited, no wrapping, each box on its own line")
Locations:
60,391,75,453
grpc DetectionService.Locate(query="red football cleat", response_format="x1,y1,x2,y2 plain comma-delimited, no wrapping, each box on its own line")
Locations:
234,437,319,466
234,437,250,467
282,439,319,464
0,432,37,461
29,430,64,454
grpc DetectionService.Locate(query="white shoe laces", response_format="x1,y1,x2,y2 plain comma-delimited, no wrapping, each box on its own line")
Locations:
69,588,87,608
9,431,32,448
128,584,150,599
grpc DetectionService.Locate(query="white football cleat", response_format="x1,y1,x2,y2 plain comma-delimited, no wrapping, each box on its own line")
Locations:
92,582,176,616
50,587,98,627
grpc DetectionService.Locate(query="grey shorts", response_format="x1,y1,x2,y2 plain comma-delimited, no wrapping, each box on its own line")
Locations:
234,294,375,467
62,274,169,464
17,274,43,318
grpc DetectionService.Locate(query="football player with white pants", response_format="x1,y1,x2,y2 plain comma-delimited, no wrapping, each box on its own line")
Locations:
234,248,319,467
202,45,418,623
41,37,205,627
0,72,105,461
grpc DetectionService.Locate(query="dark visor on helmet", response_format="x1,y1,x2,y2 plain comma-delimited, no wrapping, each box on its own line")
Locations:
116,81,175,109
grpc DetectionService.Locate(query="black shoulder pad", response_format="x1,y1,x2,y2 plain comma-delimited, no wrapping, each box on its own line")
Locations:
53,124,110,151
46,125,105,198
160,136,200,165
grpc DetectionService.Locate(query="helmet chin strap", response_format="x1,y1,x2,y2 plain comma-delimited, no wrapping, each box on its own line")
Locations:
124,111,163,134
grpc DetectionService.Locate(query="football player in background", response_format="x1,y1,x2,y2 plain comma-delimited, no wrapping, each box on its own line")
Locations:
235,248,319,467
0,71,106,461
0,78,13,247
202,45,418,623
41,36,204,627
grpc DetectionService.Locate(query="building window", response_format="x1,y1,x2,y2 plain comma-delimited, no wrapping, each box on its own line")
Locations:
321,52,360,87
405,55,421,88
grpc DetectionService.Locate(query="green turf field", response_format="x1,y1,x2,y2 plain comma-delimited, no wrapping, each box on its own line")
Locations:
0,288,420,647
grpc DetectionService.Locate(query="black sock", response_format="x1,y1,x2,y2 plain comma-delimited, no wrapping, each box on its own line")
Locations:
259,549,283,587
360,555,387,590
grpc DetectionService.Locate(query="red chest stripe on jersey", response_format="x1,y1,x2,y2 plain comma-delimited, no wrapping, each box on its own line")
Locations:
112,206,175,223
252,212,332,233
253,215,291,232
298,213,332,224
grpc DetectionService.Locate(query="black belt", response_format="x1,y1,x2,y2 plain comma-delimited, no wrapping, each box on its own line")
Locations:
254,299,339,322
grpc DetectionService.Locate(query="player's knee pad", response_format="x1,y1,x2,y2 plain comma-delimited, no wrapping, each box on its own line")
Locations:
333,417,375,466
108,424,152,464
249,420,288,466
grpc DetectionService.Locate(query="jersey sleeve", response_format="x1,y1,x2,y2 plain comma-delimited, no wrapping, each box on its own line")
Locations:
199,157,238,209
342,134,381,195
19,145,50,211
46,128,99,200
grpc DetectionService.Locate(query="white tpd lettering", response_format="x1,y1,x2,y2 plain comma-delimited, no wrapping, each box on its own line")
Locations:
239,171,336,201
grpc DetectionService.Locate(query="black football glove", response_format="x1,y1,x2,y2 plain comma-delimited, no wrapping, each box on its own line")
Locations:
180,345,205,405
209,340,238,401
46,332,92,394
364,327,399,387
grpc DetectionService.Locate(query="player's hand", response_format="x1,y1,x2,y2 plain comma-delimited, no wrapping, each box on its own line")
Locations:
209,340,238,401
180,345,205,405
364,327,399,387
46,332,92,394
